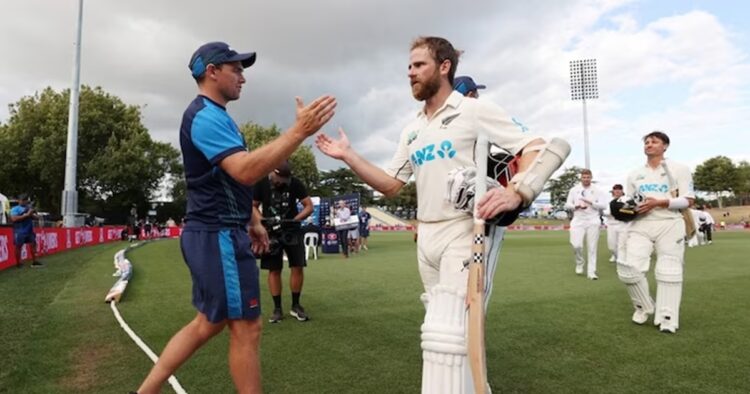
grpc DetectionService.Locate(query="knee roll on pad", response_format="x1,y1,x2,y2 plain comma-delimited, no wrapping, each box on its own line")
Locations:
617,263,645,284
655,255,683,283
510,137,571,207
421,285,473,394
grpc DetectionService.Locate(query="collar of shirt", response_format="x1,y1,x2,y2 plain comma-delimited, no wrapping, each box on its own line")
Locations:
415,90,464,120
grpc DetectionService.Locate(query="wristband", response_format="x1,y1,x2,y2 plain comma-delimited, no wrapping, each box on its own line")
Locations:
667,197,689,210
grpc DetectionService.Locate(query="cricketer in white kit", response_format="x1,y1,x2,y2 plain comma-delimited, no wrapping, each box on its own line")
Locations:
564,169,607,280
603,184,628,263
315,36,569,393
618,131,694,334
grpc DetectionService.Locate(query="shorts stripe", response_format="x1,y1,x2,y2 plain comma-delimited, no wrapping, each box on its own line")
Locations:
219,230,242,319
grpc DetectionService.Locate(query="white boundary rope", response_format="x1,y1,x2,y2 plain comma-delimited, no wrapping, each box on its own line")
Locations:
110,294,188,394
107,243,188,394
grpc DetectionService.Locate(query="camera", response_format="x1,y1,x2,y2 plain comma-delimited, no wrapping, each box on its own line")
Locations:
261,216,301,255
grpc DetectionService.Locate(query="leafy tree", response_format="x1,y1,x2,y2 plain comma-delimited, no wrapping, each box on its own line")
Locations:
0,86,181,222
734,160,750,205
545,166,583,210
240,122,319,189
379,181,417,211
316,167,373,204
693,156,738,208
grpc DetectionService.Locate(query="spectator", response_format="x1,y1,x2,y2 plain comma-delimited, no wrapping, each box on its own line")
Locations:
358,206,372,251
10,193,42,268
0,191,10,225
166,217,177,227
335,200,352,258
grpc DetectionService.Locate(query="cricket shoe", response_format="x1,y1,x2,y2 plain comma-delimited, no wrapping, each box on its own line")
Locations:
631,307,653,325
609,255,616,263
575,266,584,275
290,304,309,321
587,274,598,280
269,308,283,323
659,316,677,334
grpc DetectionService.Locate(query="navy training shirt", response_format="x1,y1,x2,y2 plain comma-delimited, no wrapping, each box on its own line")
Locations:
180,95,253,229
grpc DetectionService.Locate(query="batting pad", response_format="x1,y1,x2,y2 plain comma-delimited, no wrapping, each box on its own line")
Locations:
617,263,654,314
655,255,683,328
421,285,474,394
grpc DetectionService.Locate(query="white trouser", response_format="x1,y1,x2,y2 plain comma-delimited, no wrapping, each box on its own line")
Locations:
417,217,505,393
606,224,626,262
620,218,685,328
569,221,600,276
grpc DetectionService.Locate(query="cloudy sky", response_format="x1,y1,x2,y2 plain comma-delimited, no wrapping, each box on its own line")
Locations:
1,0,748,190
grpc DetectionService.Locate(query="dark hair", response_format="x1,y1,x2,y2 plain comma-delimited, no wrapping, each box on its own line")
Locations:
410,36,461,85
643,130,670,145
195,63,225,84
580,169,592,176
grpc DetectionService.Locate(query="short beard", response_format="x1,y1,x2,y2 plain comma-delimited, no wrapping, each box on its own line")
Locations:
412,71,441,101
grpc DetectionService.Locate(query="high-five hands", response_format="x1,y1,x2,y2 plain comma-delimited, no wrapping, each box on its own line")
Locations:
294,96,337,138
315,127,351,160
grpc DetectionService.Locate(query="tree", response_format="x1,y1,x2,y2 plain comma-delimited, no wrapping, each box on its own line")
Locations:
316,167,373,204
545,166,583,210
693,156,739,208
240,122,319,188
734,161,750,205
379,181,417,212
0,86,182,222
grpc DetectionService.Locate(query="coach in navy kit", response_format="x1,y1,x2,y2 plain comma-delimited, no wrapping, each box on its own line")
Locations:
134,41,336,394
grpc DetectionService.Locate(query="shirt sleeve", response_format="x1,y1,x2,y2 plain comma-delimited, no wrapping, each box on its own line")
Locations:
384,127,414,183
10,206,24,216
191,109,246,165
475,100,538,156
592,188,608,210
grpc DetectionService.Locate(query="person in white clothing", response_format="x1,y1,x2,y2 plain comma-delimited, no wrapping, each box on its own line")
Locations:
603,184,627,262
698,205,714,244
688,208,707,247
564,169,607,280
617,131,694,334
315,36,569,394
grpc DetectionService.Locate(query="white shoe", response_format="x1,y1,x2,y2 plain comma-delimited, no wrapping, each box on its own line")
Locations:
575,266,584,275
609,255,616,262
632,308,652,325
659,320,677,334
587,274,598,280
708,241,713,245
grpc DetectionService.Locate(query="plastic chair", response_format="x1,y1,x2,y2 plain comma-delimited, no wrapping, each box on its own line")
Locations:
304,232,319,260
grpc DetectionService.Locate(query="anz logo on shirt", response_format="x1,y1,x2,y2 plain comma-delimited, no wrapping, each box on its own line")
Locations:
639,183,669,193
411,140,456,166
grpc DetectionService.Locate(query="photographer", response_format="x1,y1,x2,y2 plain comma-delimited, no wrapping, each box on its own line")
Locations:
10,193,42,268
252,161,313,323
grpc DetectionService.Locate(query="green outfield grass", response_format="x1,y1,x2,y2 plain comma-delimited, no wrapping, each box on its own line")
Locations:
1,231,749,393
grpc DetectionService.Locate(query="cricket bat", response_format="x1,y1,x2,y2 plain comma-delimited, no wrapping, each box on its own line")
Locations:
467,133,489,394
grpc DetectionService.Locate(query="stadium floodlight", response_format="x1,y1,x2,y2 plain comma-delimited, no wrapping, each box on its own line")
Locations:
569,58,599,170
62,0,84,227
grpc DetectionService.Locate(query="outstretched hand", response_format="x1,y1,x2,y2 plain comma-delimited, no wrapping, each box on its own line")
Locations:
294,95,337,138
315,127,351,160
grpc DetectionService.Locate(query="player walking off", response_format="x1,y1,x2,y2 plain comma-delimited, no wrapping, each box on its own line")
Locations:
617,131,694,334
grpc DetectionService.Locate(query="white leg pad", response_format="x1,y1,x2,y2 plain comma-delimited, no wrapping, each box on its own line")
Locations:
654,255,683,328
617,263,654,313
421,285,474,394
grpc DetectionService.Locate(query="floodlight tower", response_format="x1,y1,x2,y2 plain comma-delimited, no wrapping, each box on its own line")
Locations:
569,59,599,170
62,0,84,227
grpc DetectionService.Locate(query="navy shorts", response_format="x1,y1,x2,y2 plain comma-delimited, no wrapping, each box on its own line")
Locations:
15,232,36,246
180,228,261,323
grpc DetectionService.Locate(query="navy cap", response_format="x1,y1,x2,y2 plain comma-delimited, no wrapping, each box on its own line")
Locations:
189,41,256,78
453,76,486,96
